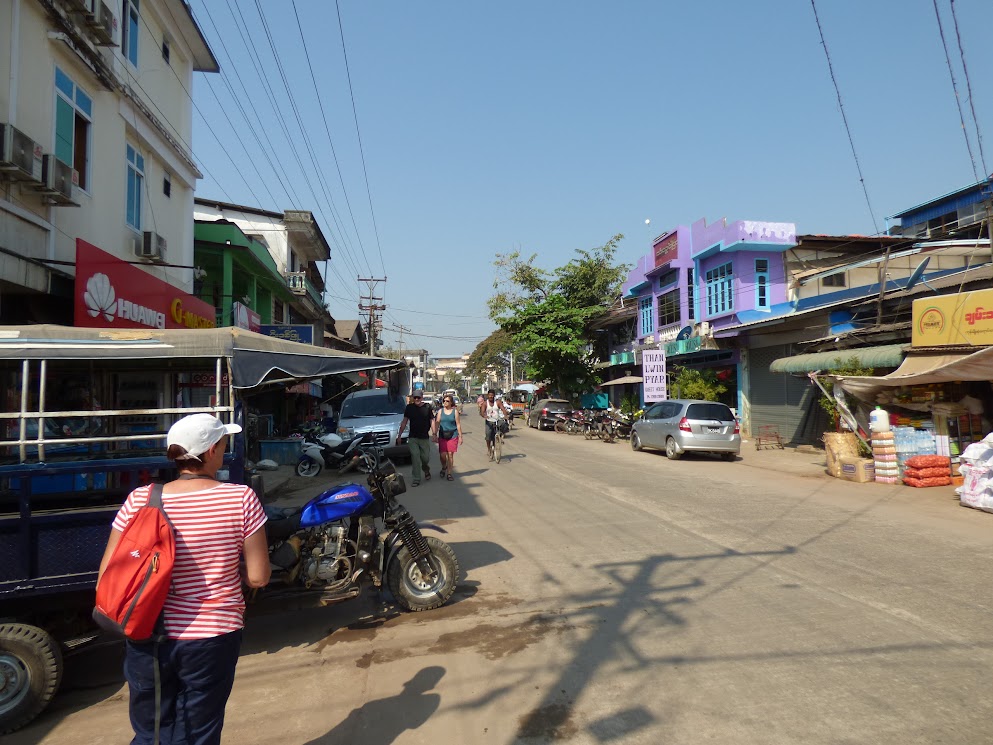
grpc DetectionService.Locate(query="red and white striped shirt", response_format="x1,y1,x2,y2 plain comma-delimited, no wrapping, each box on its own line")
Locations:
112,482,268,640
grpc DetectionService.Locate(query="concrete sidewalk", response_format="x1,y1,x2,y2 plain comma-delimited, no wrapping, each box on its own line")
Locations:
738,439,830,479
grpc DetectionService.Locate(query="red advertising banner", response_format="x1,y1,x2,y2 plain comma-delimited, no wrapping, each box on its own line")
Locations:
232,301,261,333
74,239,216,330
653,233,678,268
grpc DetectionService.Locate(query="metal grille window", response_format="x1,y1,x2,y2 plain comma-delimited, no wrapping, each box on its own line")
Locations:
657,289,680,327
687,268,695,321
705,262,734,316
639,297,654,336
755,259,769,309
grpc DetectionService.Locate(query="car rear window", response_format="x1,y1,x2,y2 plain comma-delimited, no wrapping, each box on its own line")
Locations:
545,400,571,409
686,403,734,421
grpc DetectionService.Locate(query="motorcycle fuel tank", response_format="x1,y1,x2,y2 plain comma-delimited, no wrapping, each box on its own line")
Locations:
299,482,375,527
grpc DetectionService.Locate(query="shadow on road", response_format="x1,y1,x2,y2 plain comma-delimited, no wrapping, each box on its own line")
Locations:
302,666,445,745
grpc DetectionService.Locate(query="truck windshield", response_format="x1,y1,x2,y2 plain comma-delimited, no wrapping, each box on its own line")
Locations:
340,395,406,418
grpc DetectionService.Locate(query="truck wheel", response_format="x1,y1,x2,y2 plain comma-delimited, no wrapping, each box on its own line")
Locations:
0,623,62,735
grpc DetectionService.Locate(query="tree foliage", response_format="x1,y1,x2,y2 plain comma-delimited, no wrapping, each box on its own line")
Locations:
484,234,631,397
817,356,874,428
670,367,727,402
464,328,515,381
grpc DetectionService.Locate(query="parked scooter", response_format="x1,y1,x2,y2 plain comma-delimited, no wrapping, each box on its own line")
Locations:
259,449,459,611
296,431,376,477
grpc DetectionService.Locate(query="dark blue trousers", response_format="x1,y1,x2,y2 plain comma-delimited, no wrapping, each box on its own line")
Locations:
125,629,243,745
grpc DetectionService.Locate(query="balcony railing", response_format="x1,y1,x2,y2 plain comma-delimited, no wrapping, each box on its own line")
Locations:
284,272,323,309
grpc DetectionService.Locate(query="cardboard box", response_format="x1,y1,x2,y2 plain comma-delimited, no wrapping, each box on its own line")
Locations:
840,456,875,483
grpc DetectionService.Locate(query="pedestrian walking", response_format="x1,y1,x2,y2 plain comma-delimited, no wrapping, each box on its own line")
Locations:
96,414,271,745
432,394,463,480
479,390,511,461
397,391,434,486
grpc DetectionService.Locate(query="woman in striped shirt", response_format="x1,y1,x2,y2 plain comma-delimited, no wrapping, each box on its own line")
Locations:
98,414,271,745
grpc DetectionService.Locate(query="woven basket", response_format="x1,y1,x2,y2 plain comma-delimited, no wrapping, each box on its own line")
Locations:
823,432,860,477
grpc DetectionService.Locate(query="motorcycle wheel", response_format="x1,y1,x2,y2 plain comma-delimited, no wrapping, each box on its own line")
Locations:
296,456,322,478
387,536,459,612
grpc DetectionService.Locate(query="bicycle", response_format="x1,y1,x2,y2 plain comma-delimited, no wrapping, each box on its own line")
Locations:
494,420,509,463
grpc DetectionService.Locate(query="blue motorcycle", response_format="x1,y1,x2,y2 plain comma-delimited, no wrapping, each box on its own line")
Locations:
259,450,458,611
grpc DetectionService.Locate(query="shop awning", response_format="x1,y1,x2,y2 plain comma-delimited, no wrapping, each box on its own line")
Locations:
0,325,402,389
833,347,993,397
769,344,907,374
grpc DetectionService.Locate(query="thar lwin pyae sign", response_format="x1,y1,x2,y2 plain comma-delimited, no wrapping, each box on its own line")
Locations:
642,350,667,402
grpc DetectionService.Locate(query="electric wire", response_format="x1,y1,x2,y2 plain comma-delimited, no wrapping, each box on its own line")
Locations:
948,0,988,176
335,0,387,275
250,0,372,279
291,0,373,279
809,0,879,236
932,0,979,183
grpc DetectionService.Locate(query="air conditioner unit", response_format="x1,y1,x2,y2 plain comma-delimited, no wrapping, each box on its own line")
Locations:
85,1,117,46
0,124,43,182
36,155,79,205
136,231,167,261
64,0,94,13
698,321,711,337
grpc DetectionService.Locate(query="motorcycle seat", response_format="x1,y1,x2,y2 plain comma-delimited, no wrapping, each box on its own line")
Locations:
265,507,302,542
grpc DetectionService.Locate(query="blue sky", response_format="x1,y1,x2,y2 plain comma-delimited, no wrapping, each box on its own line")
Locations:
190,1,993,356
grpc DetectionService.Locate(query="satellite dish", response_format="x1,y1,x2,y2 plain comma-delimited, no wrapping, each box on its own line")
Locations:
904,257,931,291
675,326,694,341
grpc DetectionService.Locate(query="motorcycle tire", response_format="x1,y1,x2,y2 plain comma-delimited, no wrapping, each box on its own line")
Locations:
296,456,322,478
387,535,459,612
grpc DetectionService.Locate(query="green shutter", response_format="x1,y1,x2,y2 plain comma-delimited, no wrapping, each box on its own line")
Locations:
55,97,74,165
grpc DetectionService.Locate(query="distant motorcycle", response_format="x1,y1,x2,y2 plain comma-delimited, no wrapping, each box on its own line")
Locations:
260,450,459,611
296,431,376,477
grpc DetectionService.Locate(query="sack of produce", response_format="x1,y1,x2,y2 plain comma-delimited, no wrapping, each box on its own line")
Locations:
903,476,952,488
903,466,952,479
904,454,951,469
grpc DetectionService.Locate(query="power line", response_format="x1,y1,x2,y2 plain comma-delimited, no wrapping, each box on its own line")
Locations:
335,0,386,275
948,0,988,176
932,0,979,183
809,0,879,235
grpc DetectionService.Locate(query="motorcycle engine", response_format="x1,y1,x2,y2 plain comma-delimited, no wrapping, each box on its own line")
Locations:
301,525,352,588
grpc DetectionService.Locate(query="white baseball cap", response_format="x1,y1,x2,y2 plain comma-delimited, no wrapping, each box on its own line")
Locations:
167,414,242,458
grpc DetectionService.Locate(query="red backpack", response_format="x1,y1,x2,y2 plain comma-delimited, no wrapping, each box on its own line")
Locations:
93,484,175,641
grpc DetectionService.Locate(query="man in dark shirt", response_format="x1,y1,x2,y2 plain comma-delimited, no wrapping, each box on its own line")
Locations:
397,391,434,486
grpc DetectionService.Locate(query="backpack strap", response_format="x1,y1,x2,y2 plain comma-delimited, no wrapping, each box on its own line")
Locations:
147,483,165,510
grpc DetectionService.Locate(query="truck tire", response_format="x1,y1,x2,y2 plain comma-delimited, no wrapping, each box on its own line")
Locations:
0,623,62,735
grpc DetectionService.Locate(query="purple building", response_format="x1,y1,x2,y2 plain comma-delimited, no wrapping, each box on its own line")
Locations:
615,217,797,412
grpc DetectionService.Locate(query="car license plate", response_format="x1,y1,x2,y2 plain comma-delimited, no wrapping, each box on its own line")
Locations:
708,426,721,433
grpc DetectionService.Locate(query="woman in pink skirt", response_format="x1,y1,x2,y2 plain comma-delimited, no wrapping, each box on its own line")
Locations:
432,394,463,480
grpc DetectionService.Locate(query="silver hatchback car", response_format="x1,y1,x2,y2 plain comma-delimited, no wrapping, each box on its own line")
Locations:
631,399,740,461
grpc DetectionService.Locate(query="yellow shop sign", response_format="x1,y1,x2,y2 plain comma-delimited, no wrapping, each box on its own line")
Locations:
912,289,993,347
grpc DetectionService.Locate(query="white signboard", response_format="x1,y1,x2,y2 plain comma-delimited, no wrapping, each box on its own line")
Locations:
642,349,667,402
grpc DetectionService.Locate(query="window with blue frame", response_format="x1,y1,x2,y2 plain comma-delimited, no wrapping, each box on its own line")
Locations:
54,68,91,190
126,144,144,232
755,259,769,310
705,262,734,316
639,297,654,336
123,0,140,67
687,268,695,321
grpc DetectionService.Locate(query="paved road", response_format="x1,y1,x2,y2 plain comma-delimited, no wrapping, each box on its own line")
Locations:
12,411,993,744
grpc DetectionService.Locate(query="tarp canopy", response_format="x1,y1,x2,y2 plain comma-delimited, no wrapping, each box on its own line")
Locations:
0,325,400,389
600,375,643,386
770,344,907,374
833,347,993,398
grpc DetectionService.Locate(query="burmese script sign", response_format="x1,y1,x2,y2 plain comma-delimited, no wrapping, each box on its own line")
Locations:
642,349,667,402
912,290,993,347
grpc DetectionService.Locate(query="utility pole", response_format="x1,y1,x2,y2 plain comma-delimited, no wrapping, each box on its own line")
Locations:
358,277,387,388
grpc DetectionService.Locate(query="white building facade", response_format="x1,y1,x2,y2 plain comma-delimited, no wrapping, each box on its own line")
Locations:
0,0,218,324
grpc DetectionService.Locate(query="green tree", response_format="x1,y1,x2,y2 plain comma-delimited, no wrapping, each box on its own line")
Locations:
465,328,515,381
670,367,727,402
487,236,631,398
817,356,874,428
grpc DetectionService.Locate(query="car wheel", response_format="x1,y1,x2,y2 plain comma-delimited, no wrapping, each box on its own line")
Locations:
631,432,643,452
723,452,737,462
665,438,682,460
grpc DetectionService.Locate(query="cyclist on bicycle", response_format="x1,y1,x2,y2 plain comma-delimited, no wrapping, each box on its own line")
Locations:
479,390,512,461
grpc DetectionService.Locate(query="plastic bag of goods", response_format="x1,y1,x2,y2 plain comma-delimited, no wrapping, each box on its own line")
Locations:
904,455,950,469
960,441,993,467
824,432,860,478
903,476,952,487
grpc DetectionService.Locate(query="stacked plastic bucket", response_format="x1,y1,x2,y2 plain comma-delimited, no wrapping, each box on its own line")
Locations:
870,407,899,484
